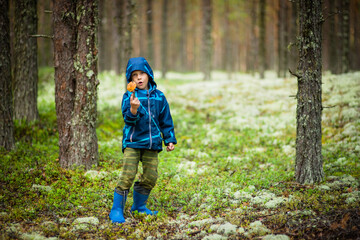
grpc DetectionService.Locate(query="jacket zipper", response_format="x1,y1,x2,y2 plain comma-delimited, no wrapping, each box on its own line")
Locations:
130,90,136,143
130,127,135,142
148,90,152,149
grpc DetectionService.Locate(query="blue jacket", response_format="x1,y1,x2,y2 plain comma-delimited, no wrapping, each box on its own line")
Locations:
121,57,177,152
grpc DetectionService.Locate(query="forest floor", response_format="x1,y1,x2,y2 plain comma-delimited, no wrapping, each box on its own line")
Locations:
1,69,359,240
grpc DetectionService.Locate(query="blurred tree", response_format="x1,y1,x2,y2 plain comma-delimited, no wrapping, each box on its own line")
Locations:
259,0,266,79
0,0,14,150
125,0,135,61
224,0,232,79
98,0,111,72
277,0,289,78
28,0,360,75
53,0,99,170
340,0,350,73
289,0,298,74
161,0,168,78
295,0,324,184
147,0,154,65
328,0,338,73
13,0,39,122
37,0,53,67
248,0,258,76
202,0,212,80
350,0,360,70
179,0,187,72
124,0,135,87
115,0,126,74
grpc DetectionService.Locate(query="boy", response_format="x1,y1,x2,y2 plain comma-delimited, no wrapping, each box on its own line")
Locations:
109,57,177,223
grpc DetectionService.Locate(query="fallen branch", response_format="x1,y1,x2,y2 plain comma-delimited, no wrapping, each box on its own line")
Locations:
29,34,53,39
188,230,201,236
323,105,336,109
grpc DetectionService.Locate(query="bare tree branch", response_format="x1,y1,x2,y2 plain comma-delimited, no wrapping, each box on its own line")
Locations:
289,68,301,78
29,34,53,39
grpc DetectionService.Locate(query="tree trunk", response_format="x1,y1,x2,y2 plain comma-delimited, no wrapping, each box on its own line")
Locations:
125,0,135,61
259,0,266,79
277,0,284,78
179,0,186,72
351,0,360,70
13,0,39,122
0,0,14,150
146,0,154,65
340,0,350,73
124,0,135,88
53,0,99,170
224,0,232,79
289,0,298,73
282,0,289,78
202,0,212,81
248,0,257,76
161,0,168,79
115,0,126,75
328,0,338,74
98,0,106,72
295,0,324,184
37,0,53,67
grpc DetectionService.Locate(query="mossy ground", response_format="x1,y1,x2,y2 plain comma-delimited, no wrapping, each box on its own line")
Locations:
1,69,359,239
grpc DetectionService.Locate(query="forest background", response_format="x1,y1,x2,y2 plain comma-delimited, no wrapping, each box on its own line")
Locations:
35,0,360,76
1,0,360,239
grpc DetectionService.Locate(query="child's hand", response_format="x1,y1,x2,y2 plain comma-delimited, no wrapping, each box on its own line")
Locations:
166,143,175,152
130,93,140,115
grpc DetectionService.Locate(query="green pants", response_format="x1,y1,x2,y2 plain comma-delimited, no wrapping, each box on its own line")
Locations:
116,148,158,195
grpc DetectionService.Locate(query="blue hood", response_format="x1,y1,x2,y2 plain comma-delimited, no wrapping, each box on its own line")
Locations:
125,57,156,87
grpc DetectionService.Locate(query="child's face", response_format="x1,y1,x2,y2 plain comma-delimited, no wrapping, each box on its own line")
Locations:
131,70,149,90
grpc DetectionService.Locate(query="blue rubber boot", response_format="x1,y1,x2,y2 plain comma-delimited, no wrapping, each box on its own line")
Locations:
130,190,158,215
109,190,128,223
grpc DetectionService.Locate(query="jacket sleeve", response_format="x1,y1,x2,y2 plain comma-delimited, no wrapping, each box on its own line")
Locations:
121,92,140,126
159,96,177,145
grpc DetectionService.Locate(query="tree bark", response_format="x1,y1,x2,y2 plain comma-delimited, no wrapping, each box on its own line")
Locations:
202,0,212,81
13,0,39,122
53,0,99,170
0,0,14,150
295,0,324,184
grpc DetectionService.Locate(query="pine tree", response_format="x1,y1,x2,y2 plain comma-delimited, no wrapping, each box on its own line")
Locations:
294,0,324,184
0,0,14,150
53,0,99,170
13,0,39,122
